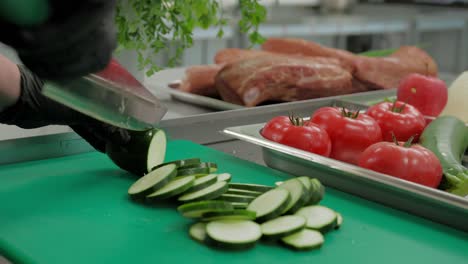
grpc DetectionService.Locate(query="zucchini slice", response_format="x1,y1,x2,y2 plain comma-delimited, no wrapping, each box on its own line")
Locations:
296,176,312,203
127,164,177,200
189,222,207,243
308,178,325,205
151,158,201,171
177,167,210,177
277,179,308,214
201,210,256,222
205,220,262,250
228,183,273,192
335,212,343,230
187,174,218,193
295,205,337,233
231,202,249,209
281,229,324,250
106,128,167,176
146,176,195,201
247,188,290,222
178,181,228,202
177,200,234,218
225,188,263,197
217,173,232,182
179,162,218,173
217,194,256,203
260,215,306,240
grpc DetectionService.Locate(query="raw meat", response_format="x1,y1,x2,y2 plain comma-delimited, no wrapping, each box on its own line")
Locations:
215,55,357,107
177,64,223,97
261,38,438,89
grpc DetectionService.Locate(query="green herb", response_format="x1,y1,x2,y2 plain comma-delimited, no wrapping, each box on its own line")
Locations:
115,0,267,77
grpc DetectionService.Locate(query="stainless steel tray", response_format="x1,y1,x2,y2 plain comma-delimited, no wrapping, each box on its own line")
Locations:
222,99,468,232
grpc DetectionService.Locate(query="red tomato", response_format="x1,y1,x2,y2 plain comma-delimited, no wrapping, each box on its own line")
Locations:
261,116,291,142
261,116,331,156
310,107,382,165
279,123,331,156
397,73,448,117
358,141,443,188
366,101,426,142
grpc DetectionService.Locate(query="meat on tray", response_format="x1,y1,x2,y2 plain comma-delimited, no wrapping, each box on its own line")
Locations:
173,37,438,107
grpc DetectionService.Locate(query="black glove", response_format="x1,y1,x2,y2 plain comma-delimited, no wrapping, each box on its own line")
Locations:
0,65,130,153
0,0,118,81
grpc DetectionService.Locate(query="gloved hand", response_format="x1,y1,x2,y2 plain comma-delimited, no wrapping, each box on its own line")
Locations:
0,64,130,153
0,0,118,81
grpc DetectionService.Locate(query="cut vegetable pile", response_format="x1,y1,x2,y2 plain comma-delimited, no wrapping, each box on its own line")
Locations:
126,157,343,251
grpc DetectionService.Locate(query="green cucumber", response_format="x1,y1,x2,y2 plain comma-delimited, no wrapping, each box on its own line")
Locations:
205,220,262,250
296,205,337,233
275,181,284,187
127,164,177,200
177,200,234,218
146,176,195,201
260,215,306,240
178,181,228,202
179,162,218,173
187,174,218,193
226,188,263,197
308,178,325,205
277,179,309,214
335,213,343,230
281,229,324,250
189,222,207,243
177,167,210,177
247,188,290,222
151,158,201,171
201,210,256,221
106,128,166,176
217,194,256,203
420,115,468,195
217,173,232,182
231,202,249,209
228,183,273,192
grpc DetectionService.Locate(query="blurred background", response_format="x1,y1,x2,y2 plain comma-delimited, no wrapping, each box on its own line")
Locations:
0,0,467,140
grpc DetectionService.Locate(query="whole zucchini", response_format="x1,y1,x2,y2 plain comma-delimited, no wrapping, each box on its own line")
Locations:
420,115,468,196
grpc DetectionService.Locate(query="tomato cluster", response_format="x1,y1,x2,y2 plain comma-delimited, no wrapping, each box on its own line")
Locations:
261,102,443,188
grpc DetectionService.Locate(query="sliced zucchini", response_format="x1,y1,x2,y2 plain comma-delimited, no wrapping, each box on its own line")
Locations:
189,222,207,243
247,188,290,222
217,173,232,182
177,167,210,177
187,174,218,193
231,202,249,209
226,188,262,197
277,179,308,214
281,229,324,250
106,128,166,176
260,215,306,240
201,210,256,222
228,183,273,192
177,200,234,219
296,176,312,203
178,181,229,202
217,194,256,203
296,205,337,233
335,213,343,230
275,181,284,187
151,158,201,171
127,164,177,200
146,176,195,201
205,220,262,250
308,178,325,205
179,162,218,173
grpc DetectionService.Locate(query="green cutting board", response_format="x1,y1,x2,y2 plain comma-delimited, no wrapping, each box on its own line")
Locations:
0,140,466,264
